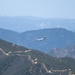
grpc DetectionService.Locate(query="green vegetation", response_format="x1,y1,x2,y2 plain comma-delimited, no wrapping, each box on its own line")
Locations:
0,39,75,75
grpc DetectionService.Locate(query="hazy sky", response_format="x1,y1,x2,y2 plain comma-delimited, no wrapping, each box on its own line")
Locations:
0,0,75,19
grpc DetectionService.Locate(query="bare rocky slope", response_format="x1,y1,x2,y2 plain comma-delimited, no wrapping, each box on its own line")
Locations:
50,45,75,58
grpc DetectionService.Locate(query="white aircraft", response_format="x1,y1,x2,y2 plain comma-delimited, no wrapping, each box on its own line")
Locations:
36,37,46,41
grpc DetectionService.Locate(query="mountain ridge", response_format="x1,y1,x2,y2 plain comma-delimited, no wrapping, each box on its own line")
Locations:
0,39,75,75
0,28,75,53
0,16,75,32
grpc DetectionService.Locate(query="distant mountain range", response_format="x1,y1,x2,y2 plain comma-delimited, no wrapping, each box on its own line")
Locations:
0,16,75,32
0,28,75,53
20,28,75,52
0,39,75,75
